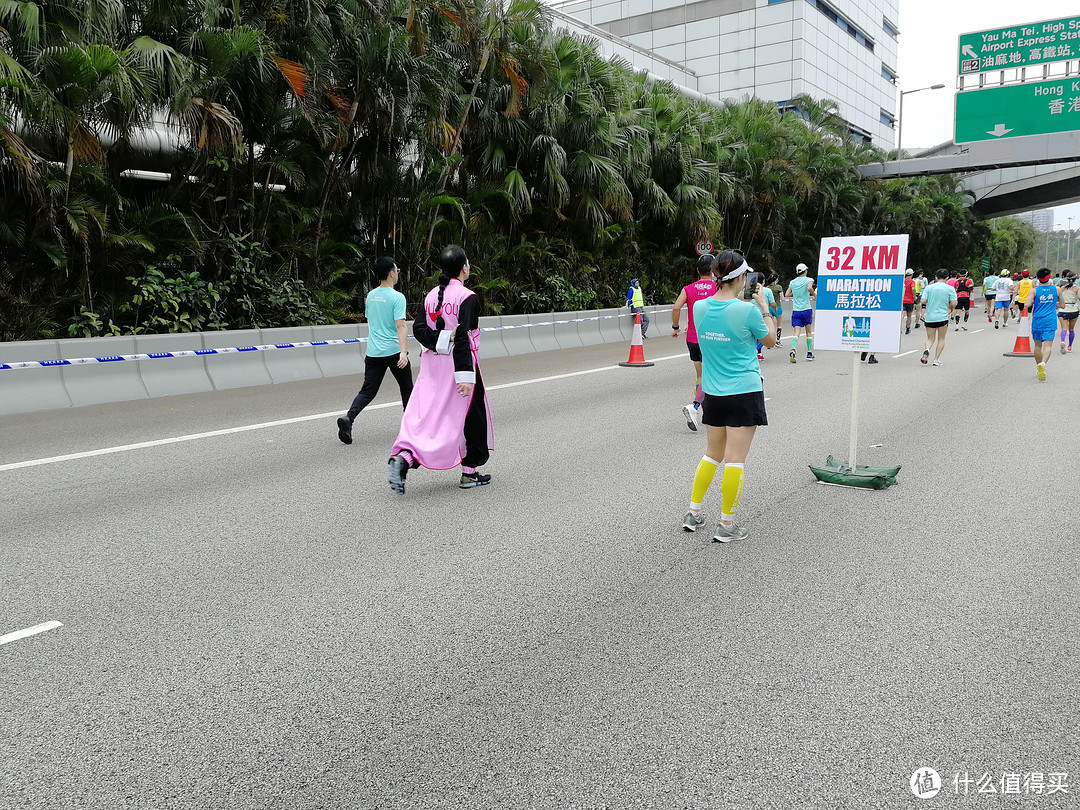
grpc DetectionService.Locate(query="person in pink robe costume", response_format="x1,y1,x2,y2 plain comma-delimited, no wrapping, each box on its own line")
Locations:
388,245,494,494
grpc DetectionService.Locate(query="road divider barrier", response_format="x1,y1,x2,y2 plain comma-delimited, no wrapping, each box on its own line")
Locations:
0,309,671,415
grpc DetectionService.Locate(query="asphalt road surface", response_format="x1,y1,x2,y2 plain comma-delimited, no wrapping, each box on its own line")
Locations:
2,319,1078,809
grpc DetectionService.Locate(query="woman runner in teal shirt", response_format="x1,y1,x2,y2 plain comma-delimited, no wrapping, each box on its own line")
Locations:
682,250,776,543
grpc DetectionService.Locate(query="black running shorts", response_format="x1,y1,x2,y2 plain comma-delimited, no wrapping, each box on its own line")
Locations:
701,391,768,428
687,341,702,363
925,320,948,329
903,303,914,313
957,298,971,310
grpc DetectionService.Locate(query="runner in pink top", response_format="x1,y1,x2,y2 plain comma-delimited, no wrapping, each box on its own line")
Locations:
671,253,718,431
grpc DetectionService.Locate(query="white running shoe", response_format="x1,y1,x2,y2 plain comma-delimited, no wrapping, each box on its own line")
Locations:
682,404,699,432
932,360,942,367
1061,343,1068,355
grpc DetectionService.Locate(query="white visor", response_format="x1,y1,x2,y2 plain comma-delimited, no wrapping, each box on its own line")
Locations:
721,259,752,282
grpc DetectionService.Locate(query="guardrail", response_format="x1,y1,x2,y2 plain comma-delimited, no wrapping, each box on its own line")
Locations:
0,308,672,416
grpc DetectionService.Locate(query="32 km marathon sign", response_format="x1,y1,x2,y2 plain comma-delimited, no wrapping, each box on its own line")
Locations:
814,235,908,355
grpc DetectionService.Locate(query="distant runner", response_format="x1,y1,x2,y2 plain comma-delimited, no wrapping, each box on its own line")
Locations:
920,269,957,367
914,271,928,327
1016,270,1034,317
785,262,815,363
983,272,996,323
1029,268,1059,382
993,269,1013,329
1058,271,1078,353
757,284,776,361
768,274,785,345
903,268,916,334
953,269,974,330
671,254,717,431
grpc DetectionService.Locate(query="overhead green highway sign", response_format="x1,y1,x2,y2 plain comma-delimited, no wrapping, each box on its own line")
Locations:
955,78,1080,143
958,16,1080,75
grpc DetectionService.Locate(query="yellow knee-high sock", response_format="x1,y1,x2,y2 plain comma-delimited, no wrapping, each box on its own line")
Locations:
689,456,719,512
721,463,745,520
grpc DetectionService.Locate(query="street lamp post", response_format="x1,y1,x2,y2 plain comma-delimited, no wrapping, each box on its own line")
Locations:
897,84,947,153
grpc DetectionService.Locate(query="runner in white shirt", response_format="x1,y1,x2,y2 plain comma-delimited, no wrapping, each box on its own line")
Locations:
993,269,1013,330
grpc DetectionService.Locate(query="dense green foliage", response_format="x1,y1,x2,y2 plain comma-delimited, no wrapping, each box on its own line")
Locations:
0,0,1036,340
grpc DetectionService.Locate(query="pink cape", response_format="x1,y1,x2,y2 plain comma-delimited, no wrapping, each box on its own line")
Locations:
391,351,494,470
390,280,494,470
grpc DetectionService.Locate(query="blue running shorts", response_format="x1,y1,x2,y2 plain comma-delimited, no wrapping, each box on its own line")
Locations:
791,309,813,328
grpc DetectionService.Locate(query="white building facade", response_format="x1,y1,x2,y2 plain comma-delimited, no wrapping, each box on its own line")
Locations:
1013,210,1054,232
553,0,901,147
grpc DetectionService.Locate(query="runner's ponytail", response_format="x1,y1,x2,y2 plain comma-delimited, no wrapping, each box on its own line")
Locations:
434,271,453,331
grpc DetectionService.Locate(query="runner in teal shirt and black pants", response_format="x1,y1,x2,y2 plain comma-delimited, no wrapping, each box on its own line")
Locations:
337,257,414,444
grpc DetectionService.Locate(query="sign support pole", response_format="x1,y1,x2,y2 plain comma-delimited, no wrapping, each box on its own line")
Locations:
848,352,860,470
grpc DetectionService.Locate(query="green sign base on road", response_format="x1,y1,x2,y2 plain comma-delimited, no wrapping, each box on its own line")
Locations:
956,78,1080,144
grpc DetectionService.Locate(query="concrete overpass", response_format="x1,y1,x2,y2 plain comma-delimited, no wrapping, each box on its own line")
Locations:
858,131,1080,218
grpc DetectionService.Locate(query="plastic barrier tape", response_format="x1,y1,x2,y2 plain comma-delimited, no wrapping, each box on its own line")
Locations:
0,311,663,370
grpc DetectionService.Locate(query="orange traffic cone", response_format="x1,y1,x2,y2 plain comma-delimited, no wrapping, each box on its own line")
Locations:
619,311,654,368
1004,306,1033,357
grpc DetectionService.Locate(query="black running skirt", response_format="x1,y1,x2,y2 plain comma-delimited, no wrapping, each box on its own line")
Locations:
701,391,768,428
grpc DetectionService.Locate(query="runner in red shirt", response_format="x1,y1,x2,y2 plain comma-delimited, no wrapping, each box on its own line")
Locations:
903,268,916,334
953,269,974,330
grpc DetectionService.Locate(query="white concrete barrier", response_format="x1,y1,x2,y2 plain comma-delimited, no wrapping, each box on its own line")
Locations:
576,310,605,346
497,315,537,355
0,308,638,415
311,324,365,378
551,311,584,350
0,340,71,415
477,316,508,360
135,333,213,398
260,326,319,383
597,308,625,343
58,336,149,408
203,330,272,390
527,312,559,353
